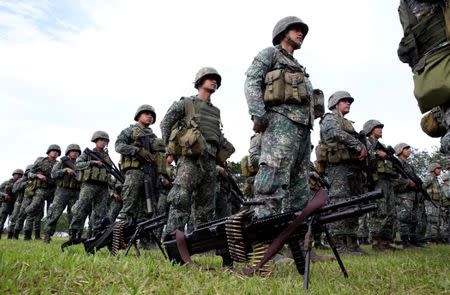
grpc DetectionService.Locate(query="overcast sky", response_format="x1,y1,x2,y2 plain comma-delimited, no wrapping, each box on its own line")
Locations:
0,0,440,180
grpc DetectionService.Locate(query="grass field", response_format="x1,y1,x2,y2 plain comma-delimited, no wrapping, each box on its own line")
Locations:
0,238,449,294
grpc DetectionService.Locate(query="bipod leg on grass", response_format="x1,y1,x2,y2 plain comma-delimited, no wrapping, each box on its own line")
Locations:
149,230,167,259
125,224,142,257
324,227,348,278
303,218,314,289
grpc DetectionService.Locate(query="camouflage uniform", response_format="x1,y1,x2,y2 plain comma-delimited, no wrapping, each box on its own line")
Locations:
440,178,450,243
108,178,123,222
422,172,443,241
7,171,29,237
115,123,158,222
44,160,80,237
69,148,113,233
24,156,57,239
394,157,420,244
245,45,314,218
242,133,261,198
0,178,17,234
319,111,365,248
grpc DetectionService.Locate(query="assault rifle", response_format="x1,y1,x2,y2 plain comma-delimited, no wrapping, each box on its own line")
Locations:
163,189,383,289
375,143,439,208
221,168,264,206
139,135,159,214
84,148,125,183
60,156,79,179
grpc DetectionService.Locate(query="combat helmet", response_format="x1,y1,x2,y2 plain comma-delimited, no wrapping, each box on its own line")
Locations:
91,131,110,142
393,143,410,156
65,144,81,156
46,144,61,155
272,16,309,46
362,120,384,136
134,104,156,122
328,91,354,110
194,67,222,89
12,168,24,176
428,162,441,172
25,164,33,174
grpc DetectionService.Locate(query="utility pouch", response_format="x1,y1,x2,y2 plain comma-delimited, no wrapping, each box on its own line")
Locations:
263,69,285,106
420,107,446,138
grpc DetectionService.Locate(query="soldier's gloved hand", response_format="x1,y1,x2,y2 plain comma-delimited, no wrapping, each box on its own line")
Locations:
138,148,155,162
252,115,268,133
64,168,75,176
93,160,103,167
162,178,173,189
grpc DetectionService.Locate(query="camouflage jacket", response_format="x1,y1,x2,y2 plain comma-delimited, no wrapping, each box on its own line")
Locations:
244,45,314,127
248,133,262,167
423,172,443,201
441,183,450,207
28,156,57,188
319,113,364,152
12,175,29,194
115,123,157,156
394,157,419,200
0,178,14,202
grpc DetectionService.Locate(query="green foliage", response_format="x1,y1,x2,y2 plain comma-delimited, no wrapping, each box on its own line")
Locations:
0,239,449,294
409,147,448,178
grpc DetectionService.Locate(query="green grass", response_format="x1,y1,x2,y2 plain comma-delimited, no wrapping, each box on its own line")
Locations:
0,238,449,294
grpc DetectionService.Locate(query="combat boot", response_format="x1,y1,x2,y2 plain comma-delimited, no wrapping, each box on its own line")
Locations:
401,235,414,248
313,240,329,250
23,230,32,241
7,231,14,239
43,233,52,244
358,237,370,245
372,237,387,252
34,229,41,240
347,236,369,255
68,229,79,242
13,229,20,239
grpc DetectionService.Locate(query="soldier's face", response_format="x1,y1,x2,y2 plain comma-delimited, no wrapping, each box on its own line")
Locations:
138,112,154,126
200,78,218,93
48,150,59,159
68,150,80,159
372,127,383,138
286,27,304,49
95,139,108,150
434,168,442,176
401,148,411,158
337,100,351,114
12,174,22,181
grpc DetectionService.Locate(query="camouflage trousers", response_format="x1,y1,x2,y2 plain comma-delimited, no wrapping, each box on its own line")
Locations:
368,178,396,241
118,169,153,222
395,195,417,238
0,199,15,231
439,104,450,154
156,187,170,217
70,182,109,232
425,200,441,239
440,205,450,242
14,196,32,232
357,214,369,238
44,187,79,236
163,153,216,238
243,176,255,198
24,188,51,232
7,194,23,233
416,199,427,241
326,163,363,236
253,112,312,218
108,199,123,223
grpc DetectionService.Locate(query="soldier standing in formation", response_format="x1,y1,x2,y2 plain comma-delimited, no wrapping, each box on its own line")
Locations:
0,169,24,238
23,144,60,240
115,105,158,222
440,174,450,244
43,144,81,243
423,162,444,243
318,91,367,254
160,67,234,239
244,16,316,219
68,131,113,241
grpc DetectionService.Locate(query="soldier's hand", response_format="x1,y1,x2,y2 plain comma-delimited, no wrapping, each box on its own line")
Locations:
162,178,173,189
358,148,368,161
166,155,175,165
138,148,155,162
253,122,267,133
94,160,103,167
3,193,9,202
376,150,387,159
65,168,75,176
408,180,416,188
217,166,228,178
36,174,47,182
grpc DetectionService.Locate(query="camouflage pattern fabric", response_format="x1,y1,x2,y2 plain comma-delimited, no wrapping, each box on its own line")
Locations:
108,198,123,223
117,169,151,222
15,195,32,232
425,200,441,239
415,195,428,241
7,176,28,233
357,214,369,239
0,179,16,231
249,133,262,167
439,97,450,154
163,153,217,238
252,112,312,218
69,182,109,232
23,188,51,232
368,179,396,241
44,187,79,235
215,172,232,219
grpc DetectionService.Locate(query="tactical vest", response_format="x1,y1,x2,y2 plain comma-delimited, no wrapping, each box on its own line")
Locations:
192,99,221,146
441,184,450,207
263,48,309,106
318,113,359,164
121,124,155,170
398,0,449,69
79,152,110,184
56,161,81,190
426,176,442,201
34,157,56,189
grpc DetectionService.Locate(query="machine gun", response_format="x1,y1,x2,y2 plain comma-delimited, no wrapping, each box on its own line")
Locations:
62,214,167,256
84,148,125,183
60,156,79,179
163,189,383,289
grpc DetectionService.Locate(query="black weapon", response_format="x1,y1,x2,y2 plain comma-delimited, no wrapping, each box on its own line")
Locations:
222,171,264,206
308,162,330,189
163,189,383,289
139,135,159,214
376,143,439,208
357,131,375,190
84,148,125,183
60,156,79,179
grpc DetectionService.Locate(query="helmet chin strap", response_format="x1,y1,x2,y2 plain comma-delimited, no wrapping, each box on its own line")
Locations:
286,35,301,50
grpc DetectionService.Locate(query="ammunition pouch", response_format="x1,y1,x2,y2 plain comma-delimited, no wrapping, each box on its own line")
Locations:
155,152,168,176
420,107,447,138
80,166,109,183
121,155,141,170
216,140,235,163
376,160,396,177
263,69,308,106
322,142,356,164
24,180,37,197
56,175,80,190
240,155,258,177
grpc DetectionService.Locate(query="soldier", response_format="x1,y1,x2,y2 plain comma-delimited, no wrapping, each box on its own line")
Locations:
23,144,60,240
363,120,400,251
43,144,81,243
440,173,450,244
68,131,114,241
397,1,450,154
244,16,317,219
0,169,24,238
108,177,123,222
423,162,444,243
160,67,234,239
6,166,31,239
11,165,33,239
317,91,367,254
115,105,159,222
393,143,422,248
